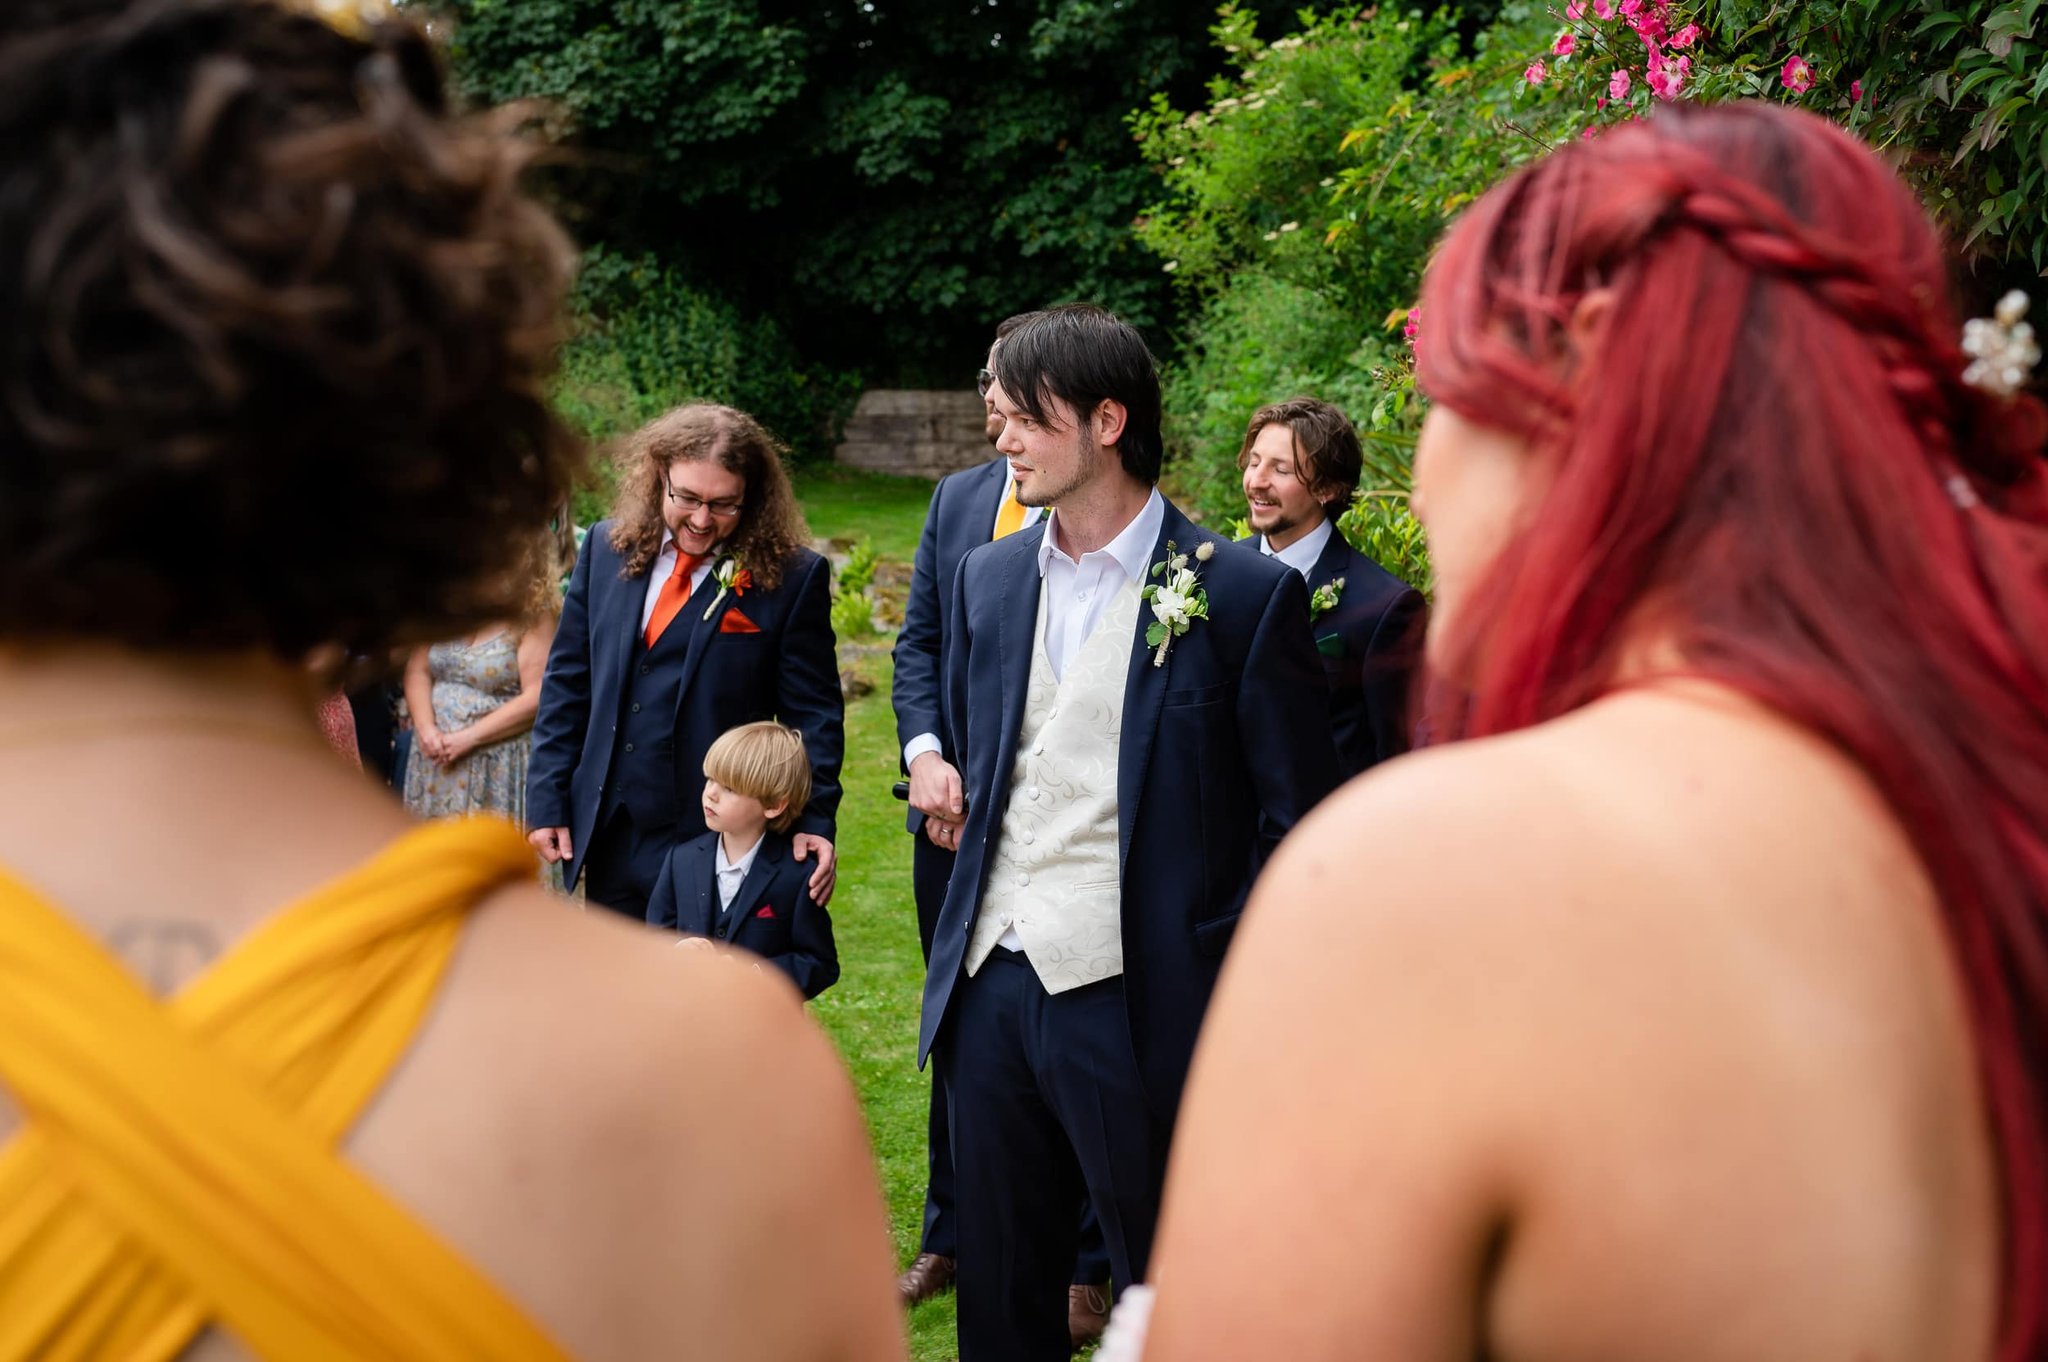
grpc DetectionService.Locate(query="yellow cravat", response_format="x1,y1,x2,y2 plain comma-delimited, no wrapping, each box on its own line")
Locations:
993,475,1031,541
0,819,572,1362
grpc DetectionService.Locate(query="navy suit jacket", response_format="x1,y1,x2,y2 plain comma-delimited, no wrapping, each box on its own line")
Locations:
918,496,1341,1112
526,523,844,890
891,456,1009,837
1247,529,1427,779
648,830,840,1000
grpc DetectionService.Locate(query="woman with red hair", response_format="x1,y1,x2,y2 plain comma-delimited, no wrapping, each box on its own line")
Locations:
1124,103,2048,1361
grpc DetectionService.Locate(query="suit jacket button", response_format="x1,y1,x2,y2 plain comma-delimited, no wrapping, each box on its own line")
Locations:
624,742,636,753
640,664,651,676
631,702,642,713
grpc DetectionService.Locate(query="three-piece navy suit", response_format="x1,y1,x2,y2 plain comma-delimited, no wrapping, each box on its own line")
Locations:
648,830,840,1000
527,523,844,916
1258,528,1427,778
922,495,1340,1360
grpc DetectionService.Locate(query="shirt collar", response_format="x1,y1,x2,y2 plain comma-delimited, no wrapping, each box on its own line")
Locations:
1036,486,1166,586
715,831,765,878
1261,515,1334,578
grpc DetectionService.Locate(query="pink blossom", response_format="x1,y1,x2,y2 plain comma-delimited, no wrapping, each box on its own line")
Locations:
1595,94,1608,109
1609,67,1633,100
1592,0,1617,19
1669,22,1701,48
1646,52,1685,100
1524,59,1548,85
1780,54,1814,94
1850,79,1864,102
1580,125,1599,141
1403,308,1422,347
1566,0,1586,17
1631,10,1668,45
1553,30,1577,55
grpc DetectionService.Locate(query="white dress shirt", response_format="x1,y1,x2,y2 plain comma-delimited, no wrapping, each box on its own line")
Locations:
638,529,719,632
1034,488,1165,681
1259,515,1334,579
714,831,765,911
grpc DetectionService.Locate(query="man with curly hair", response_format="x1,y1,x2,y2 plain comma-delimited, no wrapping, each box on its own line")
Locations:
528,404,845,917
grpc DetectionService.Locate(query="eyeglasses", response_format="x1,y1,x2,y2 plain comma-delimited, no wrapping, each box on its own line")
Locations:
665,480,745,519
976,368,995,398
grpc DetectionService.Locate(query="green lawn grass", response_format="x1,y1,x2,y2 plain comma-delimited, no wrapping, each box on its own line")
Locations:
796,464,940,564
796,464,962,1357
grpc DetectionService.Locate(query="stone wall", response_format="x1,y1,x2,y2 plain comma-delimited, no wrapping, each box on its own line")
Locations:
833,389,990,480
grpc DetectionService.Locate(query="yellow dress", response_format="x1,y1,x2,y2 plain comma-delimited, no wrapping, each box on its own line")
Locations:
0,819,573,1361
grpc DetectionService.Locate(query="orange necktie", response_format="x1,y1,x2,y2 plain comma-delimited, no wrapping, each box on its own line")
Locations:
992,477,1031,541
644,548,706,647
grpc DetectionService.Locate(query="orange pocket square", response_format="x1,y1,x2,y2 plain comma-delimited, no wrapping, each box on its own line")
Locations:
719,609,761,634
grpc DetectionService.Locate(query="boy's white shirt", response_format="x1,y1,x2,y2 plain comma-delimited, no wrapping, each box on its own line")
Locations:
713,829,767,910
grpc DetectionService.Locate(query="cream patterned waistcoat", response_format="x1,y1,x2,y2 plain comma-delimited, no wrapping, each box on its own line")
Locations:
965,576,1139,992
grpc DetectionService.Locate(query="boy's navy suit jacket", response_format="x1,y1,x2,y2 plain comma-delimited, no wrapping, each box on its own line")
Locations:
648,830,840,1001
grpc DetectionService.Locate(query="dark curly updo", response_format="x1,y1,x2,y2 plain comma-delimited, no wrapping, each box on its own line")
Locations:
0,0,583,657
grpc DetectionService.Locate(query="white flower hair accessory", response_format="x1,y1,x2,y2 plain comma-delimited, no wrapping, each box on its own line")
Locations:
1961,290,2040,399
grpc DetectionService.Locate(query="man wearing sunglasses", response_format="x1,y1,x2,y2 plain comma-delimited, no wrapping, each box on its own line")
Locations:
529,403,844,920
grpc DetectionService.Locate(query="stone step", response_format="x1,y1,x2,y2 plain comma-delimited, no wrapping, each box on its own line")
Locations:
833,389,991,480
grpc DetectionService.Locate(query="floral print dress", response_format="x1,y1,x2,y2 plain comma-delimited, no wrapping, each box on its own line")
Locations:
401,633,532,823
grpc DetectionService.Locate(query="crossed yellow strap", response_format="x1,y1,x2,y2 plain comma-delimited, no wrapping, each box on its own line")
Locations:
0,819,573,1361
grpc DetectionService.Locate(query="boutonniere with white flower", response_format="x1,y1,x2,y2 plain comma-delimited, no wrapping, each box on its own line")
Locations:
1309,576,1345,622
702,555,753,619
1142,538,1214,667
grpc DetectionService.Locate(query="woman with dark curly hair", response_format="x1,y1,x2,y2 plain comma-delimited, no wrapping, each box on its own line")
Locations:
0,3,902,1359
1122,102,2048,1362
526,402,846,921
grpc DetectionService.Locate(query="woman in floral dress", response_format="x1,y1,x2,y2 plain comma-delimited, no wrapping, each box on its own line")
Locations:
402,548,559,823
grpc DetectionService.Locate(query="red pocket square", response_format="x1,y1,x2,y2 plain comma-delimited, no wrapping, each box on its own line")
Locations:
753,904,778,919
719,608,761,634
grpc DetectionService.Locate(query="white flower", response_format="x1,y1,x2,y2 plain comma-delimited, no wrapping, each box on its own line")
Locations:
1151,586,1190,627
1194,540,1216,562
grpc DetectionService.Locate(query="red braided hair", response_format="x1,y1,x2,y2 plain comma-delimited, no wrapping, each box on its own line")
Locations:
1417,102,2048,1359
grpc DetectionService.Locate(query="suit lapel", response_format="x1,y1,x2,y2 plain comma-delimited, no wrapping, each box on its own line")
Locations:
603,543,644,698
1117,505,1180,879
680,841,715,936
720,838,783,934
1307,525,1350,594
993,532,1043,800
673,554,738,716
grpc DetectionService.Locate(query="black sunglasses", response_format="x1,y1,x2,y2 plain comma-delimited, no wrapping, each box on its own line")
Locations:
976,368,995,398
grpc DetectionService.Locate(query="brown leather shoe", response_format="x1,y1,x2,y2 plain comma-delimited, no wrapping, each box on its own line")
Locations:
1068,1283,1110,1351
896,1252,956,1308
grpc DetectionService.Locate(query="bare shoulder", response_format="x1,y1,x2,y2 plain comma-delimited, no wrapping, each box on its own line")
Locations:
356,885,899,1361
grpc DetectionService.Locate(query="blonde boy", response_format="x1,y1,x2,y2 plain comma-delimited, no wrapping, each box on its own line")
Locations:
646,722,839,999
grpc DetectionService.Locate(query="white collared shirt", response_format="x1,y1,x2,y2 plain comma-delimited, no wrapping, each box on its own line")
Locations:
714,831,765,911
638,529,719,632
1035,487,1165,681
1259,515,1334,579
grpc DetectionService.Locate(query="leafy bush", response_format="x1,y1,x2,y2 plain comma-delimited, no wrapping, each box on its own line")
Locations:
556,247,860,525
829,536,880,640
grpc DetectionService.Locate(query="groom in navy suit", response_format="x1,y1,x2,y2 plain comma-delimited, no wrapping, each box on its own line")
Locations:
921,305,1339,1361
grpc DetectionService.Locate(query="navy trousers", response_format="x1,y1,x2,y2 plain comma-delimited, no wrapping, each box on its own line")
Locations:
581,805,672,921
912,832,960,1259
941,950,1167,1362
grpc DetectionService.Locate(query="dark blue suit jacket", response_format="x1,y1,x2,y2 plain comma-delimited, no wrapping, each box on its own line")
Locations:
892,456,1009,838
1247,528,1427,779
918,497,1341,1111
648,830,840,1000
526,523,844,890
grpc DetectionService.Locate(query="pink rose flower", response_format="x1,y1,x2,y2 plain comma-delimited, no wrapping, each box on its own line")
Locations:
1781,54,1814,93
1646,52,1685,100
1553,31,1577,55
1609,67,1633,100
1566,0,1586,16
1593,0,1617,18
1403,307,1422,347
1850,79,1864,102
1524,59,1548,85
1670,22,1701,47
1631,11,1668,45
